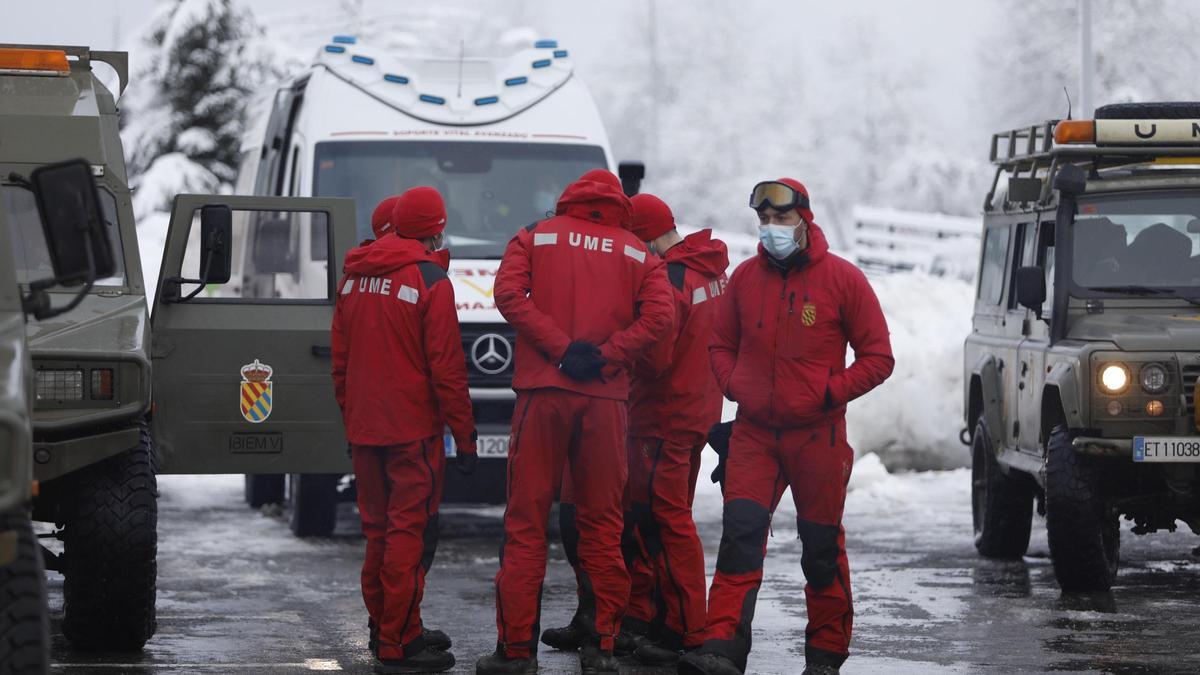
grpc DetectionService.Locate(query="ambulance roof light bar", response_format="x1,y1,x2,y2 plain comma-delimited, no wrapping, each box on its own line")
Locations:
1055,117,1200,146
0,47,70,76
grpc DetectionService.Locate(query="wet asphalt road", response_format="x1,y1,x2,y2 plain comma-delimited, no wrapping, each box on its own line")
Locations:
41,463,1200,675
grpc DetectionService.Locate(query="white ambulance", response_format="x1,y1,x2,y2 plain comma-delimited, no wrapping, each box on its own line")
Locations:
230,35,643,531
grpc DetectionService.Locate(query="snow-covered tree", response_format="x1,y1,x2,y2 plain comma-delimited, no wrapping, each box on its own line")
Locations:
122,0,294,217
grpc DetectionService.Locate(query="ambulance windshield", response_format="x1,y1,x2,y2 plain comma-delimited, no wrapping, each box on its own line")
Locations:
313,141,608,259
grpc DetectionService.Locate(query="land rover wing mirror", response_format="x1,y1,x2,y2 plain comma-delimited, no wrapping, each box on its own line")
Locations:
1053,163,1087,197
199,205,233,285
1016,266,1047,318
618,161,646,197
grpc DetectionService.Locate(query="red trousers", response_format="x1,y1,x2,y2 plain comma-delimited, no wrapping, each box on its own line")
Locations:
699,418,854,672
352,437,444,660
495,389,629,657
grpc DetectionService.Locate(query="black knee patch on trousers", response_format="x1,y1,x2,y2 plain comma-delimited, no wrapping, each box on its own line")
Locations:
420,513,440,572
560,503,581,568
715,499,770,575
796,518,840,590
621,507,643,568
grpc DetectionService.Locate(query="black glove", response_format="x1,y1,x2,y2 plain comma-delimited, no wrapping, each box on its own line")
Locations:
558,341,606,382
708,421,733,487
455,451,477,476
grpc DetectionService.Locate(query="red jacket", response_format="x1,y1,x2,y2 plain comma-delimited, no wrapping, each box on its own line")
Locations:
494,177,675,401
629,230,730,438
331,236,476,450
710,222,894,430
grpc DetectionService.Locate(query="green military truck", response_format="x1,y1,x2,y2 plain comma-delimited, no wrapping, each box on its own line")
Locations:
967,102,1200,591
1,44,356,650
1,158,119,670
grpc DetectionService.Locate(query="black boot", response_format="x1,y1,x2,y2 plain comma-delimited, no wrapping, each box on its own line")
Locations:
475,647,538,674
801,665,840,675
678,651,742,675
422,627,452,651
580,643,620,674
635,634,694,666
540,615,590,651
375,647,455,674
368,621,379,655
615,616,653,656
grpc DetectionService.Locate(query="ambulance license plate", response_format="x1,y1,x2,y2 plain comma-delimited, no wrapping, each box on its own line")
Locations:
444,433,510,458
1133,437,1200,462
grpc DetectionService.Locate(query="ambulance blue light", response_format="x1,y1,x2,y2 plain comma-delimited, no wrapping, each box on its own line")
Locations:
351,55,374,65
535,40,558,49
384,74,409,84
324,45,346,54
333,35,356,44
505,77,527,86
554,50,568,58
419,94,446,105
475,96,499,106
532,59,552,69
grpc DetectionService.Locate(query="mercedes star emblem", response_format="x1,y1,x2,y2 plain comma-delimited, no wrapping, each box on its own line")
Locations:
470,333,513,376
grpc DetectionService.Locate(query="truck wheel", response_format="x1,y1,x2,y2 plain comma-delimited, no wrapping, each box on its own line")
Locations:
288,473,338,537
0,510,49,673
61,424,158,651
1045,424,1120,592
245,474,286,507
971,418,1034,559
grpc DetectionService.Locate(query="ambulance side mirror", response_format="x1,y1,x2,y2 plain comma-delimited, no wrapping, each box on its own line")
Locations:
251,217,299,276
618,161,645,197
199,205,233,285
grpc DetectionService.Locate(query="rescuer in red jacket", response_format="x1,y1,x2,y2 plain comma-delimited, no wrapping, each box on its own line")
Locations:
679,179,894,675
540,193,730,665
476,170,675,675
331,188,477,674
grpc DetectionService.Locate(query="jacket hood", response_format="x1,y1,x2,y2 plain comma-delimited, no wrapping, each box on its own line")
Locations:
667,229,729,278
756,218,831,269
342,235,448,276
555,176,634,230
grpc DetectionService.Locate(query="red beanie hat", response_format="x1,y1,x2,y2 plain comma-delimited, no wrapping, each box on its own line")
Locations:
391,186,447,239
629,193,675,242
371,195,401,239
774,177,815,224
579,168,623,190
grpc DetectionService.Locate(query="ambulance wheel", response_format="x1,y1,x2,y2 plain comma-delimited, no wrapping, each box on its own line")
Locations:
0,509,49,673
1045,424,1120,592
61,425,158,651
971,418,1033,559
288,473,338,537
245,474,286,507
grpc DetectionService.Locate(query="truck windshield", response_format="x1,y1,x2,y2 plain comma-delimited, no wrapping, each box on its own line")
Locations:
313,141,608,259
1072,192,1200,299
1,184,126,287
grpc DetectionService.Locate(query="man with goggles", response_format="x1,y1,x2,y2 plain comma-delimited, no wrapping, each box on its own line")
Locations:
679,178,895,675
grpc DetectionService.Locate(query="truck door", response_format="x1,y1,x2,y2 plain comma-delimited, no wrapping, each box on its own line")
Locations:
150,194,355,474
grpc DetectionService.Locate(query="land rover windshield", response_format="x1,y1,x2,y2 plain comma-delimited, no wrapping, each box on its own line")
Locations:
1,183,125,287
313,141,607,259
1072,191,1200,301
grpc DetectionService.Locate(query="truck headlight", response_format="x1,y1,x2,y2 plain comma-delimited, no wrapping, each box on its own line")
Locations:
1099,363,1130,394
35,369,84,401
1139,363,1168,394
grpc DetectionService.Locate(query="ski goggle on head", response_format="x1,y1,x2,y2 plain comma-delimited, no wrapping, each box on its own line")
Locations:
749,181,810,213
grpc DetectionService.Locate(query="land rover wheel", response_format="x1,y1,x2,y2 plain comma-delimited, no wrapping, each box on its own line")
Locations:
61,423,158,651
245,474,286,508
0,510,49,673
1045,423,1120,592
288,473,338,537
971,418,1034,559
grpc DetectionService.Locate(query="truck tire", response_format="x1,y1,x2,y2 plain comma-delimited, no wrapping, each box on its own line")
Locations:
1045,424,1120,592
0,510,49,674
971,418,1034,559
61,424,158,651
244,474,286,508
288,473,338,537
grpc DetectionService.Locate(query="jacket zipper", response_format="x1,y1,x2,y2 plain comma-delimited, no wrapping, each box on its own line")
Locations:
767,274,788,421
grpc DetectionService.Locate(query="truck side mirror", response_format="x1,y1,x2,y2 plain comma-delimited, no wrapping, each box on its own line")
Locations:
29,159,115,284
251,218,298,275
1016,266,1047,317
199,205,233,285
618,161,645,197
1053,163,1087,197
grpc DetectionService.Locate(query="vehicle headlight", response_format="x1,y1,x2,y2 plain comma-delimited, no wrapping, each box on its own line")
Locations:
1140,363,1168,394
35,369,84,401
1099,363,1130,394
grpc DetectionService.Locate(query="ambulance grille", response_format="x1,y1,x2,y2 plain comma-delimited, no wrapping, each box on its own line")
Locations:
461,325,516,388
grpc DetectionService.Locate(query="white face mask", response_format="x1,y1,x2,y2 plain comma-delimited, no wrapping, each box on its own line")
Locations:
759,224,799,259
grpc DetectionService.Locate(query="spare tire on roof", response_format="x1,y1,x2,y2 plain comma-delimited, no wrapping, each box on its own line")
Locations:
1095,102,1200,119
